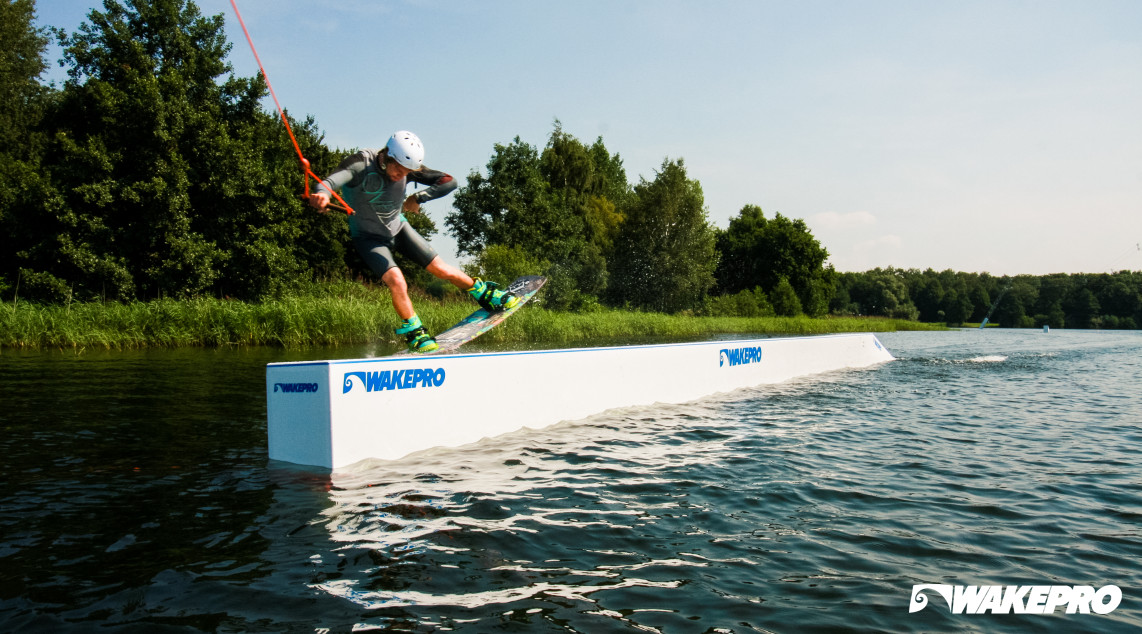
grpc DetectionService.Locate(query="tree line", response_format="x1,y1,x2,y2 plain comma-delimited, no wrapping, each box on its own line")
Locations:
831,268,1142,329
1,0,346,304
3,0,1139,331
444,124,835,317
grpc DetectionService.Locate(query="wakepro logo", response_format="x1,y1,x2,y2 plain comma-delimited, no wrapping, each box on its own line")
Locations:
342,368,446,394
910,584,1122,615
719,345,764,367
274,382,319,394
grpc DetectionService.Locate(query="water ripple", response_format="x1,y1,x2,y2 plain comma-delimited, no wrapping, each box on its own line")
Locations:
2,333,1141,631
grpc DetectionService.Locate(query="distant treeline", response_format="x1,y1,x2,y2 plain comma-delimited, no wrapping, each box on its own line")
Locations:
830,269,1141,329
2,0,1138,331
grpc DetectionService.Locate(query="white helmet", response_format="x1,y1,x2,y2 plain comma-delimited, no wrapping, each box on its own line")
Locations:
385,130,424,169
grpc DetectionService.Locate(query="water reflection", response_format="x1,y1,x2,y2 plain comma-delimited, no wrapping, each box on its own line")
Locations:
305,393,777,621
0,348,346,629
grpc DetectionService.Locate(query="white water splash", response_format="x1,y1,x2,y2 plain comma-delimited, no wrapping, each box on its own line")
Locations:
965,355,1008,363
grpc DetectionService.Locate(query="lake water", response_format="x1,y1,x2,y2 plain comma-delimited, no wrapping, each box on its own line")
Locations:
1,330,1139,632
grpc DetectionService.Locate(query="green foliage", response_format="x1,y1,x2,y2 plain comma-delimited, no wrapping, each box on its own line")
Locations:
769,277,803,317
540,123,627,253
0,0,54,299
1064,284,1100,329
992,276,1036,328
715,205,831,316
447,123,629,311
802,274,836,318
46,0,234,298
464,244,550,288
0,291,945,350
841,269,1142,329
0,0,49,151
448,136,552,256
836,268,919,320
703,287,774,318
941,288,973,326
1,0,348,303
910,275,944,322
606,159,717,313
14,267,70,303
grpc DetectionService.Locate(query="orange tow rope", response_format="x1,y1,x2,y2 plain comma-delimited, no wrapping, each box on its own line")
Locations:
229,0,354,215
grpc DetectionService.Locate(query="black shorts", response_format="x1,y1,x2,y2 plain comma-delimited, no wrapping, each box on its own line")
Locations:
352,224,438,275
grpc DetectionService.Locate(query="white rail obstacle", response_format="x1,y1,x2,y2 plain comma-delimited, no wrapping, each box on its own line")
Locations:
266,333,894,469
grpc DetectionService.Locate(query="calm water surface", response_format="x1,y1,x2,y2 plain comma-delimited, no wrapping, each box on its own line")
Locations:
0,330,1140,632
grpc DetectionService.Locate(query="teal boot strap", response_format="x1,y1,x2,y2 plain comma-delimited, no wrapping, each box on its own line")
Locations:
472,280,501,302
395,315,423,335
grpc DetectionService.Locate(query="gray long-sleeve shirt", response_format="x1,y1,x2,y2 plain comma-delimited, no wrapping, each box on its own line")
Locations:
315,149,458,238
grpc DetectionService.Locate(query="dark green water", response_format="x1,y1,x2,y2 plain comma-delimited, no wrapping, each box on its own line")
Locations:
1,331,1140,632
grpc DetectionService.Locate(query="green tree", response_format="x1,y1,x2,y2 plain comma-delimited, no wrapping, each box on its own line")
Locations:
0,0,54,299
941,288,972,325
607,158,717,312
448,134,583,308
770,277,803,316
829,279,856,315
703,286,774,318
539,125,625,308
845,268,918,319
448,136,554,257
10,0,345,302
966,278,991,322
714,204,831,316
1039,303,1066,329
541,127,628,254
1097,273,1141,327
448,124,629,310
908,270,944,322
50,0,235,298
464,244,550,290
993,276,1038,328
588,137,633,221
1034,275,1071,324
1064,281,1100,329
0,0,48,153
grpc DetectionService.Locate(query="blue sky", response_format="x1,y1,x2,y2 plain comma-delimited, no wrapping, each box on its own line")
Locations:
37,1,1142,275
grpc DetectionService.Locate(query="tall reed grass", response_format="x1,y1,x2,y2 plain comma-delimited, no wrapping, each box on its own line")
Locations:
0,287,943,351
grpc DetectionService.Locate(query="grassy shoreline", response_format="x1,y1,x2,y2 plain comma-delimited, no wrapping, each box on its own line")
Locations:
0,291,945,351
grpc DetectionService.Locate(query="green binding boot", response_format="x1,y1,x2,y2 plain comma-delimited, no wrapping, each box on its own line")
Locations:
467,278,519,313
395,315,438,353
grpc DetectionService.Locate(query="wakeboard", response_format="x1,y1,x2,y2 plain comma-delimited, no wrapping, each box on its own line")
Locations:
392,275,546,356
